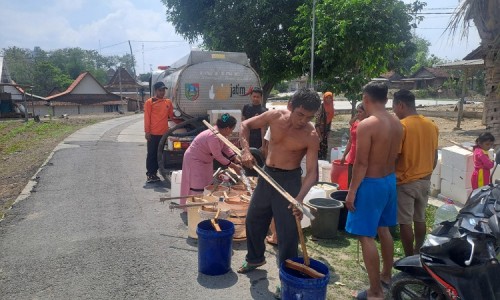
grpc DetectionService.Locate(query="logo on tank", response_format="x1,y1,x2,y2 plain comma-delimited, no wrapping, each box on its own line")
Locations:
185,83,200,101
209,84,251,100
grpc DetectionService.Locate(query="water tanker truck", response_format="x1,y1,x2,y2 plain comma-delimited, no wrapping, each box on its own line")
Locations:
150,50,261,179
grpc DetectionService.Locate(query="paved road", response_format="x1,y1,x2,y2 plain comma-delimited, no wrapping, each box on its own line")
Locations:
0,114,279,300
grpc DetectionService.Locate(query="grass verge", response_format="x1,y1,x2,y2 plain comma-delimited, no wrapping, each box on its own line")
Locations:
304,204,437,299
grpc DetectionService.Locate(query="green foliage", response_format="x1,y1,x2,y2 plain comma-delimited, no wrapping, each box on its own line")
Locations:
292,0,414,105
2,46,134,96
161,0,304,99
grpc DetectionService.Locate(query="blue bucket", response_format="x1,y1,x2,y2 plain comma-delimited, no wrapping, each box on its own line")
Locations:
280,257,330,300
197,219,235,276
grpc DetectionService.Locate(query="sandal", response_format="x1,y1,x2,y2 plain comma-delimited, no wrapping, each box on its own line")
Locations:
266,235,278,246
354,290,368,300
237,260,266,274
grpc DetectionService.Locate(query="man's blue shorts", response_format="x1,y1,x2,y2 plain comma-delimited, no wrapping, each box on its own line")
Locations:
346,173,397,237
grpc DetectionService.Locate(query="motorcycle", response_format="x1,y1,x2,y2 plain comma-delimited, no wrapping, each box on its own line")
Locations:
390,149,500,300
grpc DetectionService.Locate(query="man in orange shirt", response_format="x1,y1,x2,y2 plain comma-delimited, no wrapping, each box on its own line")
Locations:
315,91,334,160
393,89,439,256
144,81,174,183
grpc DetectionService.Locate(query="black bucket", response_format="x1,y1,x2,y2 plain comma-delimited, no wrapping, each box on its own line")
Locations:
329,190,348,230
308,198,343,239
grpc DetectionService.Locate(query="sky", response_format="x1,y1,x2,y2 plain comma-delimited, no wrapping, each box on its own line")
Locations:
0,0,481,75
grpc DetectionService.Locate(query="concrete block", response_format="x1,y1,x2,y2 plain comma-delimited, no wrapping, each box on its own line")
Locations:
432,159,441,178
441,146,474,173
441,164,453,181
430,173,441,190
452,170,472,189
440,179,471,205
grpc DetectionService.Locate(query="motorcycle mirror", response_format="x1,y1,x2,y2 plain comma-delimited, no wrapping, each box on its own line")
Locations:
496,150,500,165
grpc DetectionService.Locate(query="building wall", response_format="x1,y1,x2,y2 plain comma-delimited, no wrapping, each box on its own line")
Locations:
53,106,79,116
80,105,105,114
72,76,107,94
30,105,51,116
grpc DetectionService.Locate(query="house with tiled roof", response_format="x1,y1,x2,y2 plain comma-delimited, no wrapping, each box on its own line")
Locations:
0,56,49,118
105,67,149,111
46,71,126,115
408,67,457,90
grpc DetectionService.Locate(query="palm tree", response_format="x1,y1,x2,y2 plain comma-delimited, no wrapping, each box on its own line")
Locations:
448,0,500,142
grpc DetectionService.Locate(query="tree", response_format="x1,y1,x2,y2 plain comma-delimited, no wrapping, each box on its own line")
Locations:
161,0,304,101
398,35,444,76
293,0,414,110
3,46,34,86
448,0,500,142
32,61,73,95
3,46,135,94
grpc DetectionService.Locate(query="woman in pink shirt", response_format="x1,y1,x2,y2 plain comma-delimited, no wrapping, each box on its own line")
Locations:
471,132,495,189
341,103,367,187
180,114,241,205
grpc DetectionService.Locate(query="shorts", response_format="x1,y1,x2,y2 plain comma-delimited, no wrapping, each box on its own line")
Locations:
397,179,430,224
346,173,397,237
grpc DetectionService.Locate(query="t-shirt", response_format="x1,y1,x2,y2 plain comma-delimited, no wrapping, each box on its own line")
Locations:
242,104,267,148
396,115,439,185
345,120,359,165
144,97,174,135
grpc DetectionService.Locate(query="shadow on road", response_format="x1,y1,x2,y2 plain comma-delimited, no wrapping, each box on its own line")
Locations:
197,270,239,289
142,180,169,193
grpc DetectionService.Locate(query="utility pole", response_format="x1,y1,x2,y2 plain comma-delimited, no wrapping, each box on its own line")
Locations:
309,0,317,89
128,40,140,111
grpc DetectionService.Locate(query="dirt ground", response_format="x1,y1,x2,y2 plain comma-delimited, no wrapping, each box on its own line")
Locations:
330,103,485,150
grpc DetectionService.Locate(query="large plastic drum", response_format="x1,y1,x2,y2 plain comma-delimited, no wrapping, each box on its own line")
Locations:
197,219,235,276
280,257,330,300
330,160,348,190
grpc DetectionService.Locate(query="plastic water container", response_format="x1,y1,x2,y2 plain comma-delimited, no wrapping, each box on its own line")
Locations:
302,186,326,228
170,170,182,198
330,146,346,162
318,160,331,182
434,198,459,228
330,160,348,190
197,219,235,276
280,257,330,300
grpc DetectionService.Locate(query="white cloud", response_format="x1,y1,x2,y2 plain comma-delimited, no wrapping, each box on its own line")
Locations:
0,0,191,72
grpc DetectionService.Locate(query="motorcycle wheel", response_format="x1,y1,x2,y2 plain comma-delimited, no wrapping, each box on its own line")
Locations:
390,272,445,300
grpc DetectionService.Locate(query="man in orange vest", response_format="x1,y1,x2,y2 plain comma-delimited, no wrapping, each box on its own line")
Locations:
144,81,174,183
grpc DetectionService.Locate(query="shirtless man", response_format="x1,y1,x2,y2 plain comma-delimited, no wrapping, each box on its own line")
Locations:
236,88,321,273
345,82,403,300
